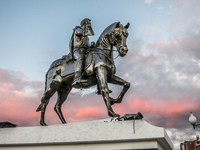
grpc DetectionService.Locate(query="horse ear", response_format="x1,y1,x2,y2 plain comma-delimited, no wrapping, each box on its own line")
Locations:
124,23,130,29
115,22,120,28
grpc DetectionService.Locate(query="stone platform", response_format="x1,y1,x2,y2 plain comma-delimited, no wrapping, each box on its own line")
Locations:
0,119,174,150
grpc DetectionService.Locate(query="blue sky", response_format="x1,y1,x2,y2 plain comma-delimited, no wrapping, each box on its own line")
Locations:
1,1,200,150
0,0,170,80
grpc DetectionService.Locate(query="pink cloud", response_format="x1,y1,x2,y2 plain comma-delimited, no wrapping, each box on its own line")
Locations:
0,67,199,129
111,93,199,128
74,106,105,119
0,68,43,126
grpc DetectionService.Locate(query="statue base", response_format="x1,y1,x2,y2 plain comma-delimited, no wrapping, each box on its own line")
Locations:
0,118,174,150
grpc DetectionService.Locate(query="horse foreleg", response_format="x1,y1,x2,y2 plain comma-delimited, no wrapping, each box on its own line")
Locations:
54,85,72,124
108,75,130,105
96,66,120,118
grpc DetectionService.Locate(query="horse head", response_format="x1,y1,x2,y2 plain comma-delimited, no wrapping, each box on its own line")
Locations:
110,22,130,57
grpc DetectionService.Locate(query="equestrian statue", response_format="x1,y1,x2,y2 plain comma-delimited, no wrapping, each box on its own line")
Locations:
36,18,130,126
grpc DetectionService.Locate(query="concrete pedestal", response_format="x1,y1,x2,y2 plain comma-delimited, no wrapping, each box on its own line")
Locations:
0,119,174,150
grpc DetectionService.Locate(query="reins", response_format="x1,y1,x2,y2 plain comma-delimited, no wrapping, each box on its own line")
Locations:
91,51,114,64
90,47,118,52
88,47,119,62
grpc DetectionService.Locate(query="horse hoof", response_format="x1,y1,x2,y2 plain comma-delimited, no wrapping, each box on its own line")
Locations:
108,112,120,118
113,114,120,117
40,122,48,126
109,97,117,105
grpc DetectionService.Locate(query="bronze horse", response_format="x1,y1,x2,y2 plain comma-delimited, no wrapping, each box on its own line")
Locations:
36,22,130,126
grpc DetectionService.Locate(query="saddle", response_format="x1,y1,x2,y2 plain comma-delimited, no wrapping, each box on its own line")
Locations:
62,53,74,63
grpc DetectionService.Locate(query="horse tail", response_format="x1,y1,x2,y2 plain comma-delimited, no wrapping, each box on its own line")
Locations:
36,72,49,112
44,72,48,91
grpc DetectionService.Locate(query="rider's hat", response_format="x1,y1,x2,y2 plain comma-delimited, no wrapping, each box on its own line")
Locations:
80,18,91,27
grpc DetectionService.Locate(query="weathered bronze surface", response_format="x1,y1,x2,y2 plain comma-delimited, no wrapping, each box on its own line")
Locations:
36,19,130,126
69,18,94,86
113,112,143,121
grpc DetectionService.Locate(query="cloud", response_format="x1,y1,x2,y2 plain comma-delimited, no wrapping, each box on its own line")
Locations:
1,0,200,131
0,68,113,126
145,34,200,59
1,59,199,129
121,1,200,132
166,127,199,150
113,30,200,129
172,0,200,15
0,68,44,126
168,0,200,36
144,0,154,5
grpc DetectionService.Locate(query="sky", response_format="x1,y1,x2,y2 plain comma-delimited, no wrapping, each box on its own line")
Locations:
0,0,200,149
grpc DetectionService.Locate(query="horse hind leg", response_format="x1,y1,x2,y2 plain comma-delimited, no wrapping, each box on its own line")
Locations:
37,87,58,126
38,97,49,126
54,85,72,124
36,77,62,126
37,92,53,126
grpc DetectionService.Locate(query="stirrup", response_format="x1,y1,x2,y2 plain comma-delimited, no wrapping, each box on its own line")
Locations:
72,81,79,86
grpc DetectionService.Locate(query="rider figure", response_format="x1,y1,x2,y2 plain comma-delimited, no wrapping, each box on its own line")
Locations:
70,18,94,86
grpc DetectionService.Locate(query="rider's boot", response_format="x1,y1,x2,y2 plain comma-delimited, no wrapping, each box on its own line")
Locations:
72,71,82,86
72,53,83,86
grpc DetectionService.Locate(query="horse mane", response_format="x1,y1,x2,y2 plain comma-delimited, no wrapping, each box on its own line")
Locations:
95,22,119,47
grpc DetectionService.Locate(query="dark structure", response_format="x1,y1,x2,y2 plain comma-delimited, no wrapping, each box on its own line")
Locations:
116,112,143,121
0,122,17,128
180,136,200,150
36,19,130,126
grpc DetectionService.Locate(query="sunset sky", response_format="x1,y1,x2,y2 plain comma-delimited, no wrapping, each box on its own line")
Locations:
0,0,200,149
